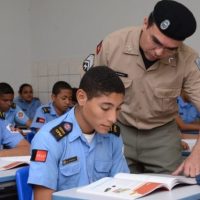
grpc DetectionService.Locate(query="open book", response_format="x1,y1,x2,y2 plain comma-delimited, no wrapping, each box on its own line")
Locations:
0,156,30,171
77,173,197,199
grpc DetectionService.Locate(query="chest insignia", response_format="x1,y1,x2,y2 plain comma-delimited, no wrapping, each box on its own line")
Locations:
109,124,120,137
62,156,78,165
50,122,73,141
42,107,50,113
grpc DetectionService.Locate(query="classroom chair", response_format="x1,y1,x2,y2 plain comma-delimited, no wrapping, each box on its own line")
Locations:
16,166,32,200
24,132,35,143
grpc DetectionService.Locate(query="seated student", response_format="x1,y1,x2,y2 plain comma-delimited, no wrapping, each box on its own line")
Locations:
30,81,72,132
14,83,41,120
176,91,200,132
0,82,32,128
0,117,30,156
28,66,129,200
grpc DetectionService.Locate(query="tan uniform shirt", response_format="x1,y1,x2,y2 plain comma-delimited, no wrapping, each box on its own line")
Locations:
94,26,200,129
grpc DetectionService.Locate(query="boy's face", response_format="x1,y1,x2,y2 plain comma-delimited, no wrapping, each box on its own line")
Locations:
52,89,72,115
0,94,14,112
77,91,124,134
20,86,33,102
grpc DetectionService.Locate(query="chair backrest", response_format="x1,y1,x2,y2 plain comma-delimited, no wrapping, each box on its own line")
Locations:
16,166,32,200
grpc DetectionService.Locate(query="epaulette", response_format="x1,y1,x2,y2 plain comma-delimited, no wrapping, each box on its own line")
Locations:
42,106,50,113
109,124,120,137
11,103,16,109
50,121,73,141
0,111,5,120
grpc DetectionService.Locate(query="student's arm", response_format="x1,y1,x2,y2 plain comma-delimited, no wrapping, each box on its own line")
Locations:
175,115,200,131
26,119,32,128
0,139,30,157
34,185,54,200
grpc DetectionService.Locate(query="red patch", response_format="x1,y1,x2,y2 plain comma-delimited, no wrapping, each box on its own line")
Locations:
36,117,45,123
31,149,48,162
96,40,102,55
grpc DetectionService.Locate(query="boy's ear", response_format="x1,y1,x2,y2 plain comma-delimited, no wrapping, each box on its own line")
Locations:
76,89,87,105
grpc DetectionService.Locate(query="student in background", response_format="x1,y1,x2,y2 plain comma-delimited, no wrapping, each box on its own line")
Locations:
0,82,31,128
14,83,41,120
28,66,129,200
0,117,30,156
176,91,200,132
30,81,72,132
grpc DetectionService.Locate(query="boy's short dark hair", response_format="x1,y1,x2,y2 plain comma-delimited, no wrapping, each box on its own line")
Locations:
18,83,32,94
0,82,14,96
52,81,72,95
79,66,125,100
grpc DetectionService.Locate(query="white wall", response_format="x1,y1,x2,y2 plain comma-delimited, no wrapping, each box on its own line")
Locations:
0,0,199,103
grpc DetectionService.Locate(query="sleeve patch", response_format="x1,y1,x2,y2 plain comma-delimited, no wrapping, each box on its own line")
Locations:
50,122,73,141
195,57,200,70
36,117,45,124
31,149,48,162
82,54,94,72
17,111,24,119
96,40,103,55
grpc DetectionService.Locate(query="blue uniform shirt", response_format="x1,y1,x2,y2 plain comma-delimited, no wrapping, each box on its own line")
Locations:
5,104,30,126
28,107,129,191
0,118,24,149
177,96,200,123
30,102,70,130
14,96,41,120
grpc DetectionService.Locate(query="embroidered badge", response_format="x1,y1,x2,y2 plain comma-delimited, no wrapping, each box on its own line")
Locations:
36,117,45,124
96,40,103,55
195,57,200,70
109,124,120,137
0,111,5,119
17,111,24,119
62,156,78,165
82,54,94,71
160,19,170,30
50,122,73,141
42,107,50,113
11,103,16,109
31,149,48,162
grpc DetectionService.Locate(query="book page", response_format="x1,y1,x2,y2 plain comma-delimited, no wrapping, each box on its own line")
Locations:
0,156,30,171
114,173,196,190
78,177,164,199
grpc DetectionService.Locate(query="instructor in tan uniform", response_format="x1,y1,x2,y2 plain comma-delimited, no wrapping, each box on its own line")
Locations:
83,0,200,177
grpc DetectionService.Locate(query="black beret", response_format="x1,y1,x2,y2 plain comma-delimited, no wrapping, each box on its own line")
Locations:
152,0,196,41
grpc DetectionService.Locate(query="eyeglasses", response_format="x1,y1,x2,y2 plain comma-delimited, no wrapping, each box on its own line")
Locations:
150,35,178,54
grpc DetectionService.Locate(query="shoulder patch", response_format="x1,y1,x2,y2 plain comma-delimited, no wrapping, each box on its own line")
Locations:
42,107,50,113
36,117,45,124
195,57,200,70
31,149,48,162
82,54,94,72
96,40,103,55
50,122,73,141
11,103,16,109
0,111,5,119
109,124,120,137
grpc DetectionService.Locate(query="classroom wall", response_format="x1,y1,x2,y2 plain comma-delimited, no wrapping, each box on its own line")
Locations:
0,0,200,103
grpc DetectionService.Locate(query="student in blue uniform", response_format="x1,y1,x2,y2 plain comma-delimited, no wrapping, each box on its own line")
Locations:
0,82,31,128
30,81,72,132
0,116,30,156
28,66,129,200
14,83,41,120
176,91,200,131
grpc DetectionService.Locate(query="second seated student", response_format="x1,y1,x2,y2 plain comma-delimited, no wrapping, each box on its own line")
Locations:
28,66,129,200
0,82,31,128
14,83,41,120
30,81,72,133
0,116,30,156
